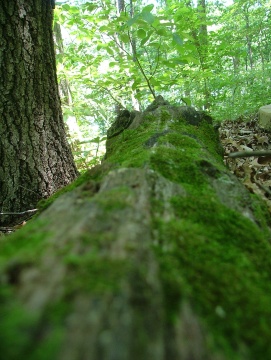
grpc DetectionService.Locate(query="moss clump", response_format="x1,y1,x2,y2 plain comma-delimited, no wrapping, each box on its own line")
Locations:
150,145,208,187
153,191,271,359
0,286,68,360
65,255,130,296
25,302,69,360
94,186,133,212
0,219,49,262
0,286,37,359
250,194,271,234
105,127,153,168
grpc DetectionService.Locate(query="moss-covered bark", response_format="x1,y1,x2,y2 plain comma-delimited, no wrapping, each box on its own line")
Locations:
0,99,271,359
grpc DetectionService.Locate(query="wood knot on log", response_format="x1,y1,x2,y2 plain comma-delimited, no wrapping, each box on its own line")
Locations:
107,110,133,139
144,95,170,112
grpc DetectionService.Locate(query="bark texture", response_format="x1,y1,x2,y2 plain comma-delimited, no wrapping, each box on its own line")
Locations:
0,0,78,225
0,98,271,359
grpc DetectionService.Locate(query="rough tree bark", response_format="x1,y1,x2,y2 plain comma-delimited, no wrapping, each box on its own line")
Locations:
0,97,271,360
0,0,78,226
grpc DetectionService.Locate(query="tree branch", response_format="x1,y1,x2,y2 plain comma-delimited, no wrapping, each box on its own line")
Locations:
228,150,271,158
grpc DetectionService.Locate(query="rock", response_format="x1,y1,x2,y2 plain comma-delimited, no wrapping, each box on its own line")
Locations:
259,104,271,131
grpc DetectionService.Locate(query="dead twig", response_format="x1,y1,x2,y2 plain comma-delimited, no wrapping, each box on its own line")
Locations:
228,150,271,158
0,209,38,216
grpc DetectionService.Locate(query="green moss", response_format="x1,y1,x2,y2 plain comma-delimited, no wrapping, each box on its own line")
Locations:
197,120,224,161
0,286,37,359
0,106,270,359
0,284,69,360
104,111,271,357
27,328,64,360
0,220,49,263
26,302,68,360
150,145,208,186
103,111,224,182
94,186,133,211
250,194,271,235
65,255,129,295
105,127,152,168
153,192,271,359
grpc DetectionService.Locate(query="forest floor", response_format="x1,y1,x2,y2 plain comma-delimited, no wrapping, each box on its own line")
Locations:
219,112,271,213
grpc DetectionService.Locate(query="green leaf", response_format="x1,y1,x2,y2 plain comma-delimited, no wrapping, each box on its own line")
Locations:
182,56,199,64
109,62,119,68
141,12,155,24
137,29,147,39
149,78,160,86
62,4,70,11
131,80,140,90
69,6,80,14
182,97,191,106
120,33,130,43
156,28,168,36
148,42,160,48
172,33,183,46
105,47,114,55
171,58,186,65
161,60,176,69
127,14,140,27
84,3,97,12
142,4,154,12
140,36,149,46
99,25,109,32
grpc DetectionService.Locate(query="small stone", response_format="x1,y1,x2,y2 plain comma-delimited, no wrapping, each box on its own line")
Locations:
259,104,271,131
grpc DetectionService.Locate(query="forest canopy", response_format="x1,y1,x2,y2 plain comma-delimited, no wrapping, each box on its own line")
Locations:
53,0,271,170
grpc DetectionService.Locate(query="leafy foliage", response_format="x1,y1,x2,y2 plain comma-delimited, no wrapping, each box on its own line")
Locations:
53,0,271,170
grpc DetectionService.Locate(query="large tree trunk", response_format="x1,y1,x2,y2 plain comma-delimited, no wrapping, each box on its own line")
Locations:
0,96,271,359
0,0,78,226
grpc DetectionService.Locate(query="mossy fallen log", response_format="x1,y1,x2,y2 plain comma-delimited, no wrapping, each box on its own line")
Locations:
0,97,271,360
